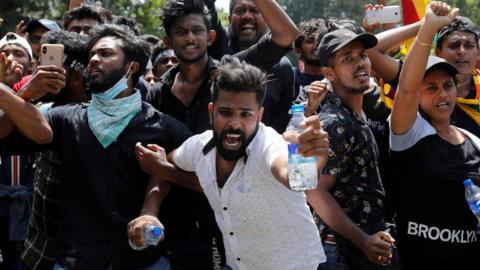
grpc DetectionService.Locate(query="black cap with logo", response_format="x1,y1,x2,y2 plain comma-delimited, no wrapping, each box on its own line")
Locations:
316,29,378,67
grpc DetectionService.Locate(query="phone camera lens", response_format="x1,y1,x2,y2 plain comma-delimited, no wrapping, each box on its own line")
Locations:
42,47,47,54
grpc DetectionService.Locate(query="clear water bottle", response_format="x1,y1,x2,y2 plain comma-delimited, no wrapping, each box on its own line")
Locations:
463,179,480,233
286,104,318,191
129,225,163,250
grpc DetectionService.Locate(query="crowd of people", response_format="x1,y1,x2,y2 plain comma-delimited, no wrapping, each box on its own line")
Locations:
0,0,479,269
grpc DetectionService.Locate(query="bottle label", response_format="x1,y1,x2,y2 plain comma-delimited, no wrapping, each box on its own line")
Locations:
288,143,316,163
467,194,480,214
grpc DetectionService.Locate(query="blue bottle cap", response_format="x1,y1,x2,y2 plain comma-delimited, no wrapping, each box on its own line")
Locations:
464,179,473,188
152,226,162,237
291,104,305,113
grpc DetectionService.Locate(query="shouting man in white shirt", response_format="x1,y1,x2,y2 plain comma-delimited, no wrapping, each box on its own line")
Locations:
129,56,329,270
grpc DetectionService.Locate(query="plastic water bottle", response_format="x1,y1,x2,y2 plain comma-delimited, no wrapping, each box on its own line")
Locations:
287,104,318,191
129,225,163,250
463,179,480,233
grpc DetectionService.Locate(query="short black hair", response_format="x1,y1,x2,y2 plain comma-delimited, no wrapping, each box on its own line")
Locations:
86,24,151,86
41,30,89,76
63,5,112,30
211,56,267,105
112,15,141,36
294,18,328,49
160,0,212,36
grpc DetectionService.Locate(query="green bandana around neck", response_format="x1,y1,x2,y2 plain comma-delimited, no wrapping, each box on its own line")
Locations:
87,89,142,148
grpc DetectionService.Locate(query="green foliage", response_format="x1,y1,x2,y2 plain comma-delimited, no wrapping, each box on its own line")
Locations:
0,0,67,37
2,0,480,39
105,0,165,37
278,0,401,24
278,0,479,27
217,6,230,26
451,0,480,26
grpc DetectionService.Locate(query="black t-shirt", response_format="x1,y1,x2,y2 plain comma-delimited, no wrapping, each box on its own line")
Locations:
293,67,325,101
390,115,480,266
0,102,192,269
363,61,402,215
451,83,480,137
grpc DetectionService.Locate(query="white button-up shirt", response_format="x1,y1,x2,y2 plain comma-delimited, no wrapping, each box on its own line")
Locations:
173,124,325,270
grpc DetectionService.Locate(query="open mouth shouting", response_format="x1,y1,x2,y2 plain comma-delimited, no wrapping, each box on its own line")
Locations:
224,132,243,149
436,101,451,110
353,70,369,82
239,22,256,36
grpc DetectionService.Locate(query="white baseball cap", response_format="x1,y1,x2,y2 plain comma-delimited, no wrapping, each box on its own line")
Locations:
0,32,33,59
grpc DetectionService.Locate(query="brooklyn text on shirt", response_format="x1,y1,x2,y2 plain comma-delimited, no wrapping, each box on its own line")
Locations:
407,221,477,243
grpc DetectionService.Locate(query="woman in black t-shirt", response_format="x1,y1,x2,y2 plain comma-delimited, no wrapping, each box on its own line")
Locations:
390,3,480,269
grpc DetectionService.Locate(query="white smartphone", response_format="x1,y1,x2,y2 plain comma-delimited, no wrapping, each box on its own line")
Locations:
365,5,401,25
40,44,64,68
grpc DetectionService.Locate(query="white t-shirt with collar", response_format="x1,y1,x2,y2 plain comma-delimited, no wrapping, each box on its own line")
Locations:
173,124,325,270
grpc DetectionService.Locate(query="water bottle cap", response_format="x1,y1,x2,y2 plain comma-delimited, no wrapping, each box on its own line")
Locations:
464,179,473,188
152,226,162,237
291,104,305,113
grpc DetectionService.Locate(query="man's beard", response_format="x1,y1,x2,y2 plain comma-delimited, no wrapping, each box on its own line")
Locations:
303,56,321,67
213,122,259,161
87,65,125,94
176,50,207,65
345,84,369,95
231,27,263,49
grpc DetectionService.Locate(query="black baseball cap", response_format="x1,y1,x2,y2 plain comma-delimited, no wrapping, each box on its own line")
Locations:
316,29,378,67
437,16,479,43
26,19,60,35
425,56,458,77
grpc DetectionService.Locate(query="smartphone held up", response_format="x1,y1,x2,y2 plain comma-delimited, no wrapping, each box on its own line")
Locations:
365,5,401,25
40,44,64,68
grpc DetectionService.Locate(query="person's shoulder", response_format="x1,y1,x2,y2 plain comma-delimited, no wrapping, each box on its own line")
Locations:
141,101,174,122
254,124,280,141
151,66,179,90
249,124,284,153
195,130,213,142
320,101,353,129
275,56,293,68
45,102,87,127
208,56,220,68
319,94,344,117
182,130,214,152
48,102,85,115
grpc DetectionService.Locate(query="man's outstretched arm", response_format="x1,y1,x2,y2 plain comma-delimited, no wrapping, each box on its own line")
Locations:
0,82,52,143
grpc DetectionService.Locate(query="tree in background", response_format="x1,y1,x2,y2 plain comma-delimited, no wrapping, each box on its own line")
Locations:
1,0,478,38
106,0,164,36
278,0,478,27
0,0,67,37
